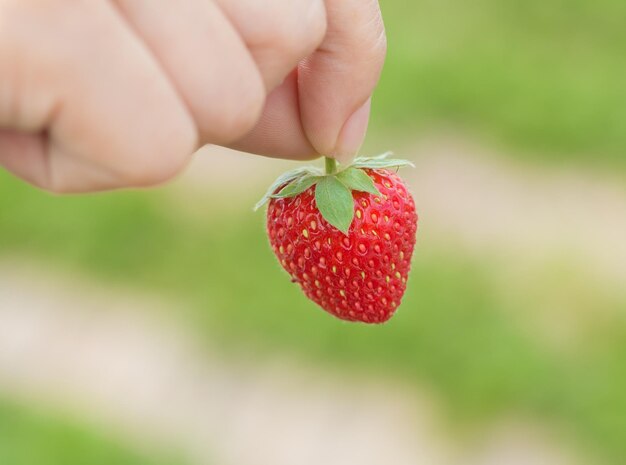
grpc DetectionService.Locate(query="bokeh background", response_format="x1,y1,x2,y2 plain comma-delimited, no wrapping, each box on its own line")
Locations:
2,1,626,464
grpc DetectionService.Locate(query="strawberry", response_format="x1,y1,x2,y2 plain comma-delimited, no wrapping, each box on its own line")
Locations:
256,154,417,324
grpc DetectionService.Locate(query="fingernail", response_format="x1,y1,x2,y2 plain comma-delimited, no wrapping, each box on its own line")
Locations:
333,98,371,165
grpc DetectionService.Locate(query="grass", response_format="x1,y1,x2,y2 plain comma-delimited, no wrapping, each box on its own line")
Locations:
1,174,625,463
374,0,626,164
0,398,186,465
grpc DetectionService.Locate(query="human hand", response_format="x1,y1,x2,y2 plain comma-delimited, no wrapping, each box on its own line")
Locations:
0,0,386,192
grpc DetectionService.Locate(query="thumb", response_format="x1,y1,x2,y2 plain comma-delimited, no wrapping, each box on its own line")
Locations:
297,0,386,164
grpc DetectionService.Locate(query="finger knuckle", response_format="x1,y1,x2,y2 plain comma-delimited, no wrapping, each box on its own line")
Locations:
367,32,387,73
118,133,195,188
207,74,265,143
301,0,328,54
36,170,77,195
372,22,388,63
123,161,181,187
121,153,188,188
360,10,387,68
43,181,71,195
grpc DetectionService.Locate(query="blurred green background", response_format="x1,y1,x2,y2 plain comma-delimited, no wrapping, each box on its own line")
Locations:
1,1,626,464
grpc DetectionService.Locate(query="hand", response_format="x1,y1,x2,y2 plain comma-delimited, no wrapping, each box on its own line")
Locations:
0,0,386,193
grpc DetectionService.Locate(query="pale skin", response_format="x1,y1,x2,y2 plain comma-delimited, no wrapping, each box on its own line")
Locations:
0,0,386,193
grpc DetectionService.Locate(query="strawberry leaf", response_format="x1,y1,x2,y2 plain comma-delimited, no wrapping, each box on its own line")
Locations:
315,176,354,234
336,167,381,196
365,151,393,160
273,175,320,199
351,158,415,170
254,166,323,210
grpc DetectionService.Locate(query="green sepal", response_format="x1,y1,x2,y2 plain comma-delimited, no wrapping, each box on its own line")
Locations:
254,166,323,211
351,151,415,170
336,167,381,196
273,175,320,199
255,152,414,234
314,176,354,235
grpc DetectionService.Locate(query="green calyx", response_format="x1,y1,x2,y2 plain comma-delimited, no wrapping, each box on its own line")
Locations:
255,152,414,234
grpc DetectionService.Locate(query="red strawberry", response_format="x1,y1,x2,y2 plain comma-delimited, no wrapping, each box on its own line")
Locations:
256,154,417,324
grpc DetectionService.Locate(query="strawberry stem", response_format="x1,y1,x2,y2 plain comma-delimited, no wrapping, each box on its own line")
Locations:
325,157,337,175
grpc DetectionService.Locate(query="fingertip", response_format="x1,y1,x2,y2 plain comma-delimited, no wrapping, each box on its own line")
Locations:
331,97,371,165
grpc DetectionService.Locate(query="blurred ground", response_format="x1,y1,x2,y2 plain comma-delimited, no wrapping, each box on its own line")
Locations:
0,263,584,465
3,140,626,464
